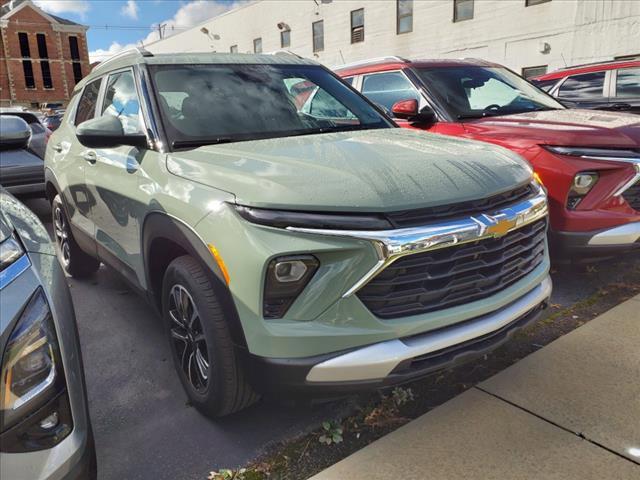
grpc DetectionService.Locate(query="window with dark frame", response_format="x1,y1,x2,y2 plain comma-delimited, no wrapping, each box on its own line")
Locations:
41,61,53,88
230,45,238,53
69,36,80,60
312,20,324,52
521,65,547,79
18,32,31,58
526,0,551,6
75,78,102,126
280,29,291,48
36,33,48,58
253,37,262,53
351,8,364,43
72,61,83,84
22,60,35,89
454,0,474,22
397,0,413,34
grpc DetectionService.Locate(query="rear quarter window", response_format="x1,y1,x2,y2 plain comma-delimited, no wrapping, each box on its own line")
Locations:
616,67,640,97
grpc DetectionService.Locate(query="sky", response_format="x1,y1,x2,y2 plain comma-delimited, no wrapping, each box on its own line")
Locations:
32,0,245,62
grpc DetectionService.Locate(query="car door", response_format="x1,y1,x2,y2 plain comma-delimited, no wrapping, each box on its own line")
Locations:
611,67,640,114
83,68,149,287
555,71,611,110
50,78,102,255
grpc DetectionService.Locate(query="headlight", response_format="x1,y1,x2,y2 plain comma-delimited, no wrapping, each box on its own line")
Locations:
0,236,24,271
264,255,319,319
544,146,640,160
0,289,73,453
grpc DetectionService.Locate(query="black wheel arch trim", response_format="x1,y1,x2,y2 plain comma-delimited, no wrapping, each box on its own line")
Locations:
142,211,248,348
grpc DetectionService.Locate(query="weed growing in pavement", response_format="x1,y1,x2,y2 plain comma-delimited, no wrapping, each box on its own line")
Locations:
318,421,344,445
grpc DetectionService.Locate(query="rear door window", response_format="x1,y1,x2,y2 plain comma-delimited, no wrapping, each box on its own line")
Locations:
615,68,640,98
558,72,606,99
75,78,102,126
361,71,420,110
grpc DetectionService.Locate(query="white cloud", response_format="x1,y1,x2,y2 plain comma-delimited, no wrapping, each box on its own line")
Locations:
33,0,90,17
89,1,246,63
120,0,138,20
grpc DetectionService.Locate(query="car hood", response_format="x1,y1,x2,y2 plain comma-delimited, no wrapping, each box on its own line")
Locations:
463,109,640,148
166,128,532,212
0,190,54,255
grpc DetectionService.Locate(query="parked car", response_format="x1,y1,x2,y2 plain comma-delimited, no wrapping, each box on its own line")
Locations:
46,49,551,417
42,114,63,132
336,57,640,259
0,116,45,195
0,109,50,159
530,60,640,114
0,188,96,476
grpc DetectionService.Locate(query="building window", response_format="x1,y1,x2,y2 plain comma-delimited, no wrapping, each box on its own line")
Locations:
397,0,413,34
36,33,48,58
22,60,35,88
525,0,551,6
230,44,238,53
18,32,31,58
454,0,474,22
253,37,262,53
72,62,83,84
280,29,291,48
521,65,547,79
69,36,80,60
312,20,324,52
41,61,53,88
351,8,364,43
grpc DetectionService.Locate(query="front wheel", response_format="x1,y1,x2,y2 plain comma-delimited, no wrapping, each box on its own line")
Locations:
162,255,258,417
52,194,100,278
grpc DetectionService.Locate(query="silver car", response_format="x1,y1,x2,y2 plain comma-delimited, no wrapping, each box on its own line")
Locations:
0,137,96,477
0,116,45,196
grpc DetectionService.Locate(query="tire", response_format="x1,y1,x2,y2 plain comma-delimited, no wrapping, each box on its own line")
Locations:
162,255,258,417
52,194,100,278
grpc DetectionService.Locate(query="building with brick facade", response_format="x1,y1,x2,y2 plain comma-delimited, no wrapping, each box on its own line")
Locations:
1,0,90,108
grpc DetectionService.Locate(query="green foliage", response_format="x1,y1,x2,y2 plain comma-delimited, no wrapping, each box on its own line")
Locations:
318,420,344,445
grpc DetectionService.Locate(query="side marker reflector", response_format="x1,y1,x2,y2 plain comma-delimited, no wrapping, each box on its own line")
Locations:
208,244,230,285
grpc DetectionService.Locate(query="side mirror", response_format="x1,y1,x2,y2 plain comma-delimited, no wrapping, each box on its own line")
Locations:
391,99,436,124
76,115,147,149
0,116,31,150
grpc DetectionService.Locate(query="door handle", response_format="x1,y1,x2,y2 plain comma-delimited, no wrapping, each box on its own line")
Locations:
53,143,63,153
82,150,97,164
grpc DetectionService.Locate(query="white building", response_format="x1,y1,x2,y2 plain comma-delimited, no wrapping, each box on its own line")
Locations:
147,0,640,76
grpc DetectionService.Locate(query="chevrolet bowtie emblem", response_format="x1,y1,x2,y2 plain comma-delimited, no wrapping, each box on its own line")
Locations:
479,215,517,238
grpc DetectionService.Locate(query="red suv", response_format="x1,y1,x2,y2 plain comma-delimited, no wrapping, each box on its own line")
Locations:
336,58,640,259
530,60,640,115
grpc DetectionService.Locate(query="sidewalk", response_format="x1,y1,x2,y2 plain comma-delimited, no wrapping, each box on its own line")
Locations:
311,295,640,480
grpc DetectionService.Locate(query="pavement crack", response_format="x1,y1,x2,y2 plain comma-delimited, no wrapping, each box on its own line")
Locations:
473,386,640,467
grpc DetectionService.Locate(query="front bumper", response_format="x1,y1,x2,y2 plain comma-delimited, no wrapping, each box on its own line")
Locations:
551,221,640,258
243,276,551,397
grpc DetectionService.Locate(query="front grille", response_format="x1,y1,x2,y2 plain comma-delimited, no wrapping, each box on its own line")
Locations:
622,180,640,211
385,184,535,228
357,218,547,319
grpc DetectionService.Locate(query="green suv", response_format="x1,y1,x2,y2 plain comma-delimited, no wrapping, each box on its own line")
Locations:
44,50,551,417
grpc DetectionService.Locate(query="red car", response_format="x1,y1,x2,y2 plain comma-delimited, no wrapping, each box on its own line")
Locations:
530,60,640,115
336,57,640,259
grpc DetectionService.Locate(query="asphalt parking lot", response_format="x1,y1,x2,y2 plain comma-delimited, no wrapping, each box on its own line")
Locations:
21,197,640,480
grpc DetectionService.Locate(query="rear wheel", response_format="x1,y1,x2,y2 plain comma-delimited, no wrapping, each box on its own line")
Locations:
52,194,100,278
162,255,258,417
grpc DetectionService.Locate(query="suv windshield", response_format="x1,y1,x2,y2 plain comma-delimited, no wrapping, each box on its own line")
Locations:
149,63,392,149
414,66,564,119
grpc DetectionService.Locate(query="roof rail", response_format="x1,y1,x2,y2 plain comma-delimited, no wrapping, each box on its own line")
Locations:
555,58,638,71
268,49,305,59
92,46,152,72
334,56,410,70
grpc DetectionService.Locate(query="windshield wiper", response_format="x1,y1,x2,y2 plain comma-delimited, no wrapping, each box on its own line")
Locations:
172,138,236,149
456,111,501,120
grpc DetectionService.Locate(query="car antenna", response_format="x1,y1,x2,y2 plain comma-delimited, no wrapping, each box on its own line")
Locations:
560,53,568,68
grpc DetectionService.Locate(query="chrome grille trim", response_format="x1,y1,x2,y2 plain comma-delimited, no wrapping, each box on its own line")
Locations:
288,182,548,298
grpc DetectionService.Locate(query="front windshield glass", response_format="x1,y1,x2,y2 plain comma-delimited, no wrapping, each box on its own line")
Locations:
149,63,392,149
414,66,565,119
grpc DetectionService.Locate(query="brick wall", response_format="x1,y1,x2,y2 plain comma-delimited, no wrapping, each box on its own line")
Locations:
0,2,90,107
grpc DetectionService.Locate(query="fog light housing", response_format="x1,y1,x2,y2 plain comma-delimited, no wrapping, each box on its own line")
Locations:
263,255,319,319
567,172,598,209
